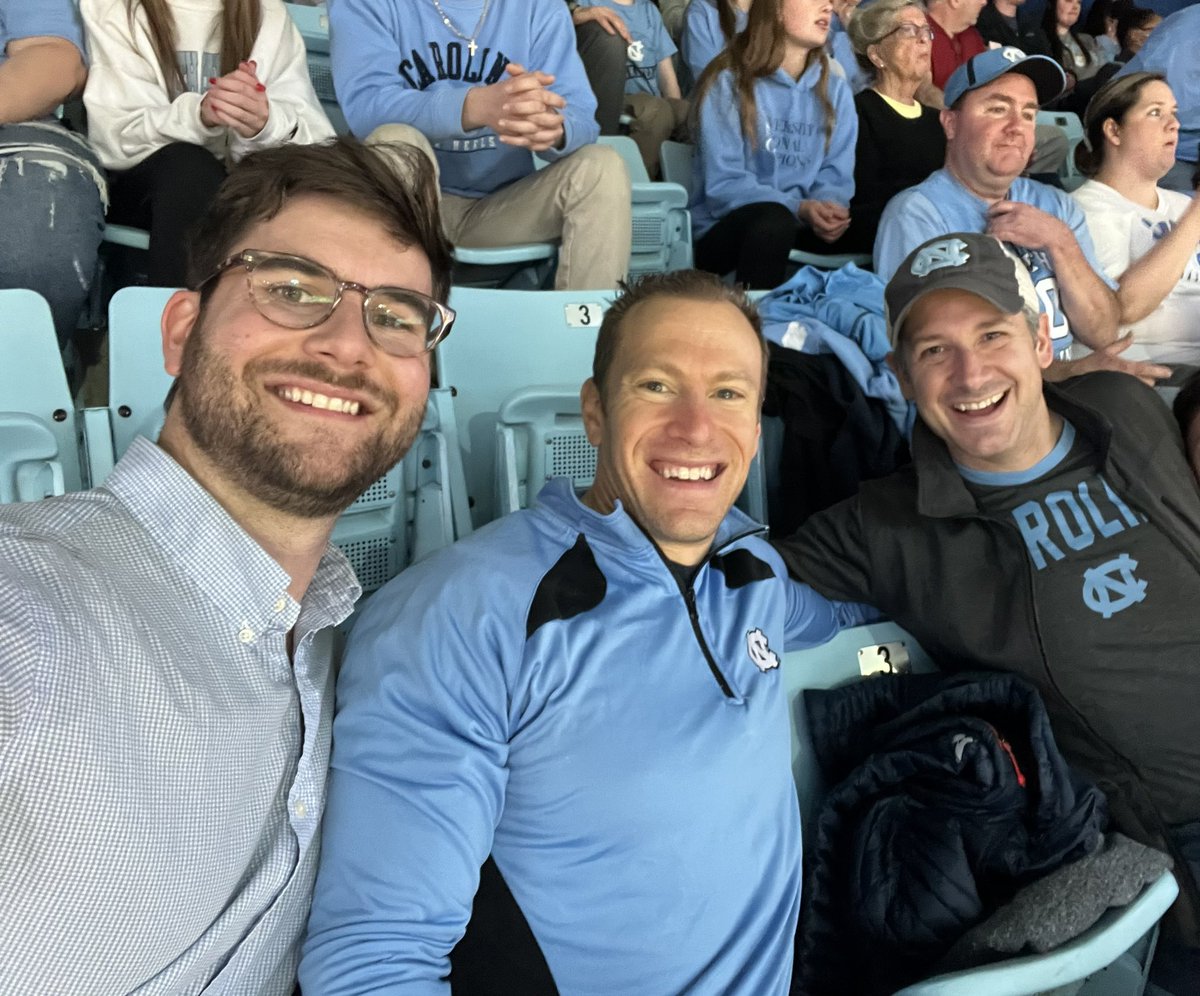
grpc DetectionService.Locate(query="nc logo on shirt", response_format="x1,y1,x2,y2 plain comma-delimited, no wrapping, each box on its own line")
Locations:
1001,47,1026,63
911,238,970,278
746,628,780,672
627,40,645,62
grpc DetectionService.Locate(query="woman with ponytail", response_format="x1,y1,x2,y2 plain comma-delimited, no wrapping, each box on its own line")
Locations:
80,0,333,284
690,0,856,289
1071,72,1200,364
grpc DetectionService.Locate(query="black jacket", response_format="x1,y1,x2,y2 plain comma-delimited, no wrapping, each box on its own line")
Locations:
794,671,1107,995
778,372,1200,937
975,4,1052,56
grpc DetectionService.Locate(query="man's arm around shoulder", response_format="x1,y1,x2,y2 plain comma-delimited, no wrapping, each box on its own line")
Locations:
773,495,878,615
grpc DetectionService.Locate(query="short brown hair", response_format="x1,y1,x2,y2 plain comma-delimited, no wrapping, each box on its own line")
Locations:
592,271,766,400
186,137,452,303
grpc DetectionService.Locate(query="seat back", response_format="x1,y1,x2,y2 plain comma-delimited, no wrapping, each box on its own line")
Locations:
494,386,597,516
441,288,613,526
1037,109,1087,191
107,286,176,463
0,414,66,503
0,289,83,497
600,136,692,275
660,140,695,194
285,3,350,135
781,621,935,824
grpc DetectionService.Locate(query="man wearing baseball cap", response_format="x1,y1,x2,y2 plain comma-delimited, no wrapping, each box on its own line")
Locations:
777,231,1200,965
874,48,1167,383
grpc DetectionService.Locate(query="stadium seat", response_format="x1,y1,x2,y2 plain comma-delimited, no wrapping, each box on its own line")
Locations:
452,242,559,290
105,286,176,464
102,224,151,252
493,385,595,516
99,286,466,590
286,2,350,136
783,624,1178,996
658,139,867,271
0,289,83,499
440,287,612,526
598,135,693,275
1037,109,1087,192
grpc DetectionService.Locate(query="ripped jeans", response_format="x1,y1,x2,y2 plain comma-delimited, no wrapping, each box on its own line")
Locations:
0,123,105,349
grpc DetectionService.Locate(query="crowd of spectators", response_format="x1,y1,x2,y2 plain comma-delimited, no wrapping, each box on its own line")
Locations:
4,0,1191,337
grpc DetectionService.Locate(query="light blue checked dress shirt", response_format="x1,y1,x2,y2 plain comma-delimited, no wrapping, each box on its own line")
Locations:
0,437,360,994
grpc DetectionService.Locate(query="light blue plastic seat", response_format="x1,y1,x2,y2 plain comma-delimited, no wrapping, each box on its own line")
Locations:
598,134,692,275
782,624,1178,996
1037,109,1087,192
0,288,83,499
440,287,613,526
102,224,151,252
658,139,870,272
285,2,350,135
100,286,466,590
452,242,559,290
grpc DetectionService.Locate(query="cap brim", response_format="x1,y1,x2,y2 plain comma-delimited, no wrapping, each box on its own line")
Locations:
1011,55,1067,106
889,281,1026,348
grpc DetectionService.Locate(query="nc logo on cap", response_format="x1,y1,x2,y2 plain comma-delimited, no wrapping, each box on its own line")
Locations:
1001,46,1025,63
911,237,971,278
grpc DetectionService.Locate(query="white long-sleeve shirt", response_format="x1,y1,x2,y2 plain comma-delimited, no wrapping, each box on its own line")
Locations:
81,0,333,170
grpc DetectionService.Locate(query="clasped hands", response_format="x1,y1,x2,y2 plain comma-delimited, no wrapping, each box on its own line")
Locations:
201,59,269,138
798,199,851,243
462,63,566,152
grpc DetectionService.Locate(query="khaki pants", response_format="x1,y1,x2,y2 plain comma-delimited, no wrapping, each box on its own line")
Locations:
624,92,689,180
368,124,631,290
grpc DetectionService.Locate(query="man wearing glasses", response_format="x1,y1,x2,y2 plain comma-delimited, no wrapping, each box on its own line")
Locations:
0,137,453,995
301,271,868,995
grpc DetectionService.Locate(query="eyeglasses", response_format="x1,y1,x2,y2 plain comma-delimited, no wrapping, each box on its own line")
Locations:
883,22,935,41
197,250,455,357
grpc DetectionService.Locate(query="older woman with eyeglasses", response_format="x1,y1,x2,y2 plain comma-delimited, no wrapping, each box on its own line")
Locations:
843,0,945,249
1071,71,1200,364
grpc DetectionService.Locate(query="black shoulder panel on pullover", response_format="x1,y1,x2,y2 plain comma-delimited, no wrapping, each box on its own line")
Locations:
710,547,776,589
526,533,607,640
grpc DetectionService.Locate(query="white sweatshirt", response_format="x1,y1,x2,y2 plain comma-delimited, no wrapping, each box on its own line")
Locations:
81,0,334,170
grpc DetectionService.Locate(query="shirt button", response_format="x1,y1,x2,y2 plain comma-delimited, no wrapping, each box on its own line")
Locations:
238,627,255,644
293,800,307,819
273,597,287,613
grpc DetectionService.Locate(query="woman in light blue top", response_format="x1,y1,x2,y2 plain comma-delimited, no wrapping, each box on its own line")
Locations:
681,0,750,88
692,0,857,288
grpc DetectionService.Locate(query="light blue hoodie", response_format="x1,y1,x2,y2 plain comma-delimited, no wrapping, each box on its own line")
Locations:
681,0,748,84
329,0,599,198
691,57,857,238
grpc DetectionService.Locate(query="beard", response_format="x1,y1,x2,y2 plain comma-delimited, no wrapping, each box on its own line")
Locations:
174,317,426,519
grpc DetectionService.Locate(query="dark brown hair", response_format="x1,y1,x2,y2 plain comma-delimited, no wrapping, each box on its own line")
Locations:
693,0,837,152
1042,0,1096,73
187,137,452,304
1075,71,1167,176
592,270,766,400
127,0,261,98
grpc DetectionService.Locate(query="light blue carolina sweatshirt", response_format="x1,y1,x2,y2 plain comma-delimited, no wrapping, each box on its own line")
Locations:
328,0,599,197
691,57,857,239
681,0,748,85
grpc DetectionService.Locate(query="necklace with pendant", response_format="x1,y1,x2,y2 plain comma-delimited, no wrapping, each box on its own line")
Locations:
429,0,493,58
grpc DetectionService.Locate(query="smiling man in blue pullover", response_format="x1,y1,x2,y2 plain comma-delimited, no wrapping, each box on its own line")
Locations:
328,0,631,290
300,271,866,995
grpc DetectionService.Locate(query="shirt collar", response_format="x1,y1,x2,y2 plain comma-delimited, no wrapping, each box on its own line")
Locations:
104,438,360,633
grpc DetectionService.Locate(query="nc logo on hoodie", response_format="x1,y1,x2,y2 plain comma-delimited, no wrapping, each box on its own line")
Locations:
746,628,780,672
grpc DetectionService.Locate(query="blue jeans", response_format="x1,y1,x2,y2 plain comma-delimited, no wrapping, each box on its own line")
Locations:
0,123,105,349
